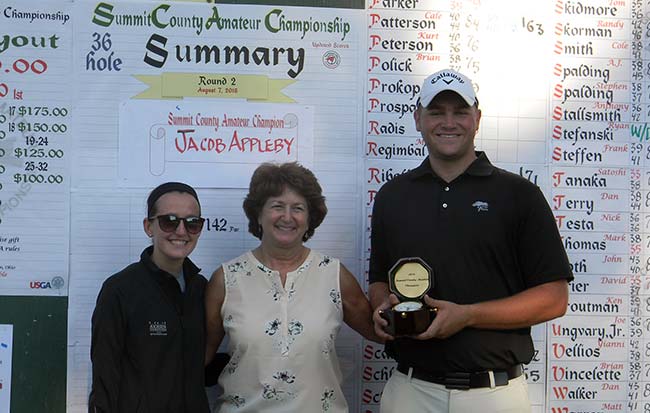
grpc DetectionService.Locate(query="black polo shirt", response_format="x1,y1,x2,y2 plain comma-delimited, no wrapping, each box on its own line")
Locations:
369,152,573,372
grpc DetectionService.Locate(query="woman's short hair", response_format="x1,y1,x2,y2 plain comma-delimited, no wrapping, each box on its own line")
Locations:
243,162,327,242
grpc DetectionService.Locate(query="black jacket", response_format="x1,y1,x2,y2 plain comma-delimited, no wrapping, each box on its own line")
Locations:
88,247,209,413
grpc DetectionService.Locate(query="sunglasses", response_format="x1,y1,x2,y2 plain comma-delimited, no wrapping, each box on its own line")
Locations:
149,214,205,234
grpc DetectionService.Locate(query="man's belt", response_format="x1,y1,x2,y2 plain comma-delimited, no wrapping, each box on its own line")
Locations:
396,363,524,390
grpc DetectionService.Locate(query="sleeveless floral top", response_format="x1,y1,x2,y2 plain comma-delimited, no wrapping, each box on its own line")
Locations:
215,250,348,413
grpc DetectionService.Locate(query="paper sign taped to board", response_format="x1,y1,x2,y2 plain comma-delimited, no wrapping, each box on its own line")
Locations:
118,100,313,188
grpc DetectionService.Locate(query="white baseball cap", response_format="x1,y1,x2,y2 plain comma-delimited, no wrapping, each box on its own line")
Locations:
418,69,477,107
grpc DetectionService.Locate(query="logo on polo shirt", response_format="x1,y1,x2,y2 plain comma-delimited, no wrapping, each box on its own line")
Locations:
149,321,167,336
472,201,489,212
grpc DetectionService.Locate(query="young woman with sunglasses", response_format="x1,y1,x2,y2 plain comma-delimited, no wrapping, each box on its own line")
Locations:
89,182,210,413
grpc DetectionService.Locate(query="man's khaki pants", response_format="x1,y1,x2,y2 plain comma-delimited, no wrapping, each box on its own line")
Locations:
380,369,532,413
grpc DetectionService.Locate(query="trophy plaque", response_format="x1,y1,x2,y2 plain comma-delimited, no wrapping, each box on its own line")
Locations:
379,257,436,336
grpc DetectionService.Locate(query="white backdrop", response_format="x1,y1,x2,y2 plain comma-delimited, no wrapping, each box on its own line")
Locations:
0,0,647,412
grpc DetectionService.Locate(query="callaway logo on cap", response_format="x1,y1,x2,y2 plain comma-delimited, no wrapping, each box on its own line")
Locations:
418,69,477,107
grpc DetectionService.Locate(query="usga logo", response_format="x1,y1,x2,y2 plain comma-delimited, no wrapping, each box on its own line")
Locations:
30,276,65,289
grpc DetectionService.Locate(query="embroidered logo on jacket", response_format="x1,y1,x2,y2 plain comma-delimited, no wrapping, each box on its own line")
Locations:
149,321,167,336
472,201,489,212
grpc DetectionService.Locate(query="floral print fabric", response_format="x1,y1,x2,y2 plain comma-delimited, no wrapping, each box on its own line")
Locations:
215,250,347,412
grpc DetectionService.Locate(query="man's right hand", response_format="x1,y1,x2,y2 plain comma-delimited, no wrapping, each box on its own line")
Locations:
372,293,400,341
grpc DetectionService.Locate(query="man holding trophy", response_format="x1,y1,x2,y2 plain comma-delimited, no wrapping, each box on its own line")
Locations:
369,69,574,412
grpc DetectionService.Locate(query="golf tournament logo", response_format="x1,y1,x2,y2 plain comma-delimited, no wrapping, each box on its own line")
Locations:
322,50,340,69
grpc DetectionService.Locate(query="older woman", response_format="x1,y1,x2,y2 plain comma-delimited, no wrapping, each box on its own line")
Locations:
205,162,379,412
89,182,209,413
